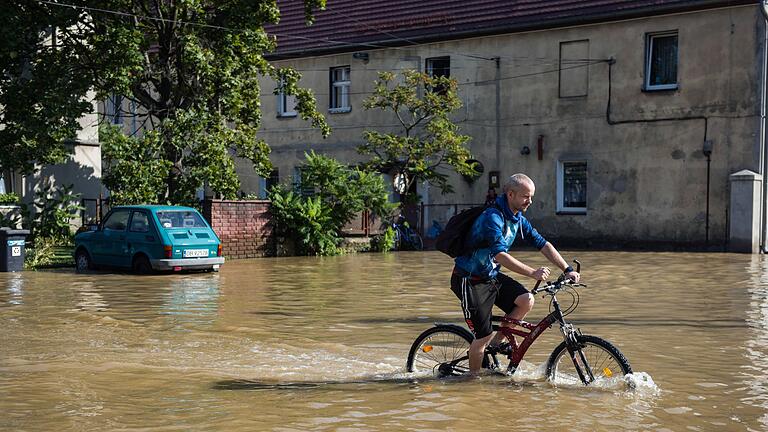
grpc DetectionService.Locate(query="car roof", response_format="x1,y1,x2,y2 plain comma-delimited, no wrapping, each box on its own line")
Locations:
110,205,200,212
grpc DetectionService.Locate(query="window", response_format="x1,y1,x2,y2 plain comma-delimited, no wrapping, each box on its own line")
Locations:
258,168,279,199
129,211,150,233
105,94,123,124
426,57,450,94
329,66,351,113
645,32,678,91
559,40,589,98
557,161,587,214
293,167,315,197
426,56,450,78
277,81,297,117
104,209,131,231
155,211,207,229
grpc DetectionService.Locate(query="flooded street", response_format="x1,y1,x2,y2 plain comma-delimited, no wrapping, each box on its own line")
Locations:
1,251,767,431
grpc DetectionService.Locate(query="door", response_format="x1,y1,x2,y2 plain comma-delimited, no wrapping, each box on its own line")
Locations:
100,208,131,267
126,210,159,260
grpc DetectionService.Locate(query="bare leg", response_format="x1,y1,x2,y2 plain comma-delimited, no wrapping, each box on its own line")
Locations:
490,293,535,346
468,333,494,374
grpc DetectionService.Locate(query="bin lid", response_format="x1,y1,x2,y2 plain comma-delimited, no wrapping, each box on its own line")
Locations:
0,227,30,236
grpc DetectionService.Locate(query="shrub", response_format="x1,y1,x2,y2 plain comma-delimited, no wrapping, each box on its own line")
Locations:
370,226,396,252
269,152,395,256
21,181,83,244
0,193,20,205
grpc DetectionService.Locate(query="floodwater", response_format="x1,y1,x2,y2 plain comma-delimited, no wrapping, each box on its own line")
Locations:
1,251,767,431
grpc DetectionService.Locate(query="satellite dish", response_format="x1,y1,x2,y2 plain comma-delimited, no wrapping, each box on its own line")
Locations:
393,172,408,194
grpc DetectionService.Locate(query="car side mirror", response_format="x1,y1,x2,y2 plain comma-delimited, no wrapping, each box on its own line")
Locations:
88,223,100,232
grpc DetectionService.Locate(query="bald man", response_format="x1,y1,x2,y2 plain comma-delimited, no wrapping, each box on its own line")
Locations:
450,173,580,375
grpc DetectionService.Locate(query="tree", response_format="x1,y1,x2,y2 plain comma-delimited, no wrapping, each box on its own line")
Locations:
2,1,329,204
0,2,93,175
359,70,477,202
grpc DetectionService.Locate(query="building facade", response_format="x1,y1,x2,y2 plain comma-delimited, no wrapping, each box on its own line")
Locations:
244,0,767,251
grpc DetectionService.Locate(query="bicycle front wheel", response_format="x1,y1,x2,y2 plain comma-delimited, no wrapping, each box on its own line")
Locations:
407,326,474,377
546,335,632,386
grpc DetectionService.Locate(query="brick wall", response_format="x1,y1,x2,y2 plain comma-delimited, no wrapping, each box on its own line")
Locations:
202,199,274,259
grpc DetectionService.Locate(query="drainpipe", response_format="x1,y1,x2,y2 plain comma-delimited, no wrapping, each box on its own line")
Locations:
760,9,768,253
494,56,501,172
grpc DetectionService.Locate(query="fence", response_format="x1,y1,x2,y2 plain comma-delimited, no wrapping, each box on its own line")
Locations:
80,197,111,226
417,203,483,247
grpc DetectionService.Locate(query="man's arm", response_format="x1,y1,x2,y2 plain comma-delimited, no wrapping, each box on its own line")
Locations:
540,242,580,282
495,251,550,281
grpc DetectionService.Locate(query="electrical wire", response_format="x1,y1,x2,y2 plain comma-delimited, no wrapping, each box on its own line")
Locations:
35,0,496,60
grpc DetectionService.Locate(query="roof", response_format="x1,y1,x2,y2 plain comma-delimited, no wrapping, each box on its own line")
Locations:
266,0,754,58
112,205,198,212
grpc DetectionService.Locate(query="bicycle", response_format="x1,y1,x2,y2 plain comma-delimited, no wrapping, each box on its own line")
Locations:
386,215,423,251
406,260,632,386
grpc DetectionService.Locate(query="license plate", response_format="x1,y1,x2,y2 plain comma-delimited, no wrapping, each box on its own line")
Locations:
183,249,209,258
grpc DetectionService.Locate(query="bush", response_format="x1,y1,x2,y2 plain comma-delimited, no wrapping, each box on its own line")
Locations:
269,152,395,256
0,193,20,205
370,226,396,252
24,236,57,269
21,181,83,244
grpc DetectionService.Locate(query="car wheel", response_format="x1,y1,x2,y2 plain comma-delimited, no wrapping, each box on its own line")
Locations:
132,255,153,275
75,250,93,273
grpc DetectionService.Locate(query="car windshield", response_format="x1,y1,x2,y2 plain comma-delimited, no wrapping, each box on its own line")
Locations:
156,211,207,229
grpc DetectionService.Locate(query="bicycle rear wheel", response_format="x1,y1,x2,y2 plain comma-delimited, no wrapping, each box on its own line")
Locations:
546,335,632,386
407,326,474,377
410,232,423,250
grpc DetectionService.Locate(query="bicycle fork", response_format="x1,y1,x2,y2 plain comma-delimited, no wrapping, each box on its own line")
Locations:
561,323,596,385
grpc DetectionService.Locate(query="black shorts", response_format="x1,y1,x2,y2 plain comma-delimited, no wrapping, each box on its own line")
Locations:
450,271,529,339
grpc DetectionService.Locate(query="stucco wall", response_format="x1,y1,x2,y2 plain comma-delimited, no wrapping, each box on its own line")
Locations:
246,4,762,247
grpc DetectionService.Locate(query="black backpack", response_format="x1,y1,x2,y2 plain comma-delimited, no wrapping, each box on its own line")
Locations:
435,204,502,258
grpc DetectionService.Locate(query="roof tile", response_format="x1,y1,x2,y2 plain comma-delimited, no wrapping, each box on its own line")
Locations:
266,0,753,57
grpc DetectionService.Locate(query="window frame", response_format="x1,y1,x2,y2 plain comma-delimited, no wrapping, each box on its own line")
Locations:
103,209,131,231
277,80,297,118
556,160,588,215
129,211,151,233
558,39,590,98
425,56,451,78
644,31,679,91
329,66,351,113
105,93,123,125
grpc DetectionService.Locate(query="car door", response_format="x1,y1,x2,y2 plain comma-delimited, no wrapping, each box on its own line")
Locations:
126,210,160,260
100,208,132,268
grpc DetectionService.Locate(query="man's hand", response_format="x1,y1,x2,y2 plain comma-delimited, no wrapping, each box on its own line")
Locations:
565,271,580,283
531,266,550,281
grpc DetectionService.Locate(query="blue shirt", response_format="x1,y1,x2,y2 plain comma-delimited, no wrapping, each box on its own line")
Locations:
454,195,547,279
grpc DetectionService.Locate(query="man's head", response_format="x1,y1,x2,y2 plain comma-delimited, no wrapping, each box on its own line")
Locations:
503,173,535,214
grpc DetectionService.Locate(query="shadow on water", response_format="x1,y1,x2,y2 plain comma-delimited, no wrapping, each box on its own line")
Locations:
212,374,516,392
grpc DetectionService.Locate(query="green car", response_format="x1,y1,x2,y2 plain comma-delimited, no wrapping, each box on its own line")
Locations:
74,205,224,274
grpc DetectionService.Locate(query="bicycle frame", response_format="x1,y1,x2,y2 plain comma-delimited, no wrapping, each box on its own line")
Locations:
492,291,572,375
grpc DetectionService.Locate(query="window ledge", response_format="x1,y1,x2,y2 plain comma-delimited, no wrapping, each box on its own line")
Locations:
329,107,352,114
556,210,587,216
277,112,297,118
642,84,679,93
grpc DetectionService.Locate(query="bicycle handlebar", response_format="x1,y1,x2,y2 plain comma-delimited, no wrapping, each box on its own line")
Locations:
531,259,583,295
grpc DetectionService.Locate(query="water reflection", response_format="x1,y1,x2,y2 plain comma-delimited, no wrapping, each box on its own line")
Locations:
2,273,24,306
743,255,768,429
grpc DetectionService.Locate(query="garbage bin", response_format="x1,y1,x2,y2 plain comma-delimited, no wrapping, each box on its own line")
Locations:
0,228,30,272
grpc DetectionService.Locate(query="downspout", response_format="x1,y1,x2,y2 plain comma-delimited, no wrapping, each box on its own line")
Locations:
494,56,501,171
760,11,768,253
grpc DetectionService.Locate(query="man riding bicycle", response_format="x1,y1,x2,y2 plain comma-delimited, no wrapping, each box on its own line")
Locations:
450,173,580,375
